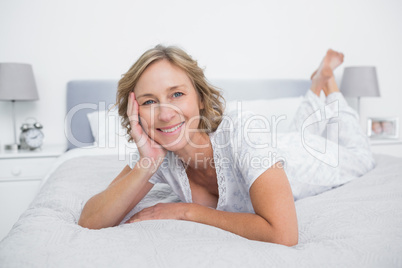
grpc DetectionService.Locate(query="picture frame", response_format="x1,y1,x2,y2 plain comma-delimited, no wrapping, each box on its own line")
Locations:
367,117,399,139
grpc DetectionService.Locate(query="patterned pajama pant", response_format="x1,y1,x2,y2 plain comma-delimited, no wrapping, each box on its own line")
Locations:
277,90,375,200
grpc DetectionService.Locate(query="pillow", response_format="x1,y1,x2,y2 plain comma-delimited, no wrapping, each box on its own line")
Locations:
225,97,304,133
86,108,132,148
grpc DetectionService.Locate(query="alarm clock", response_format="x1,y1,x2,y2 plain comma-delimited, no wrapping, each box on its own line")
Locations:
19,121,44,150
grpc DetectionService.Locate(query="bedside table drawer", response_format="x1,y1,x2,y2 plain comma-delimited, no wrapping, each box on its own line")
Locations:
0,157,57,181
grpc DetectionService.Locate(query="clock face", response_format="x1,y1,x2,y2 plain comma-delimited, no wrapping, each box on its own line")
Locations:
24,128,44,148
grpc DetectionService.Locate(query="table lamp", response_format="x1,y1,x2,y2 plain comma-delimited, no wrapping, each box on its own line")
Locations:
340,66,381,115
0,63,39,152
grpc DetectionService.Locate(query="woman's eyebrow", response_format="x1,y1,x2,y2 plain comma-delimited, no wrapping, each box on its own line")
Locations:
168,84,186,91
136,84,186,99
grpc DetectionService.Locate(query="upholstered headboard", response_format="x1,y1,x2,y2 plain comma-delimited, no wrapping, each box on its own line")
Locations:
65,79,311,150
213,79,310,100
65,80,119,150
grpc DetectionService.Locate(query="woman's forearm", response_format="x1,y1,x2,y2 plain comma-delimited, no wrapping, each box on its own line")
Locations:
184,203,297,246
78,162,154,229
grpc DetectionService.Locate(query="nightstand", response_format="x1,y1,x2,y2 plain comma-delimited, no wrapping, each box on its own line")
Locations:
0,144,66,240
370,139,402,158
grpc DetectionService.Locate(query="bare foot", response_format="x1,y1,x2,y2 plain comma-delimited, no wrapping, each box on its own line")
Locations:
310,49,344,96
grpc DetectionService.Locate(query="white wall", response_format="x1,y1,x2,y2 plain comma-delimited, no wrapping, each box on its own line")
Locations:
1,0,401,147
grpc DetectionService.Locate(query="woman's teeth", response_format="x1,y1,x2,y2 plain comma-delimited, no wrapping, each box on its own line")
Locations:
159,122,184,133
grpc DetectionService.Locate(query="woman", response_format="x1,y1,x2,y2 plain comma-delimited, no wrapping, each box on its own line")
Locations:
78,46,374,246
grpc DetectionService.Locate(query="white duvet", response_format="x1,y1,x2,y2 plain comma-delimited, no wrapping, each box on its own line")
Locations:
1,149,402,267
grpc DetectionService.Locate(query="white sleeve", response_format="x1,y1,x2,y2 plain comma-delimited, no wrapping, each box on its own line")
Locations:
148,169,164,185
127,151,165,184
232,111,283,191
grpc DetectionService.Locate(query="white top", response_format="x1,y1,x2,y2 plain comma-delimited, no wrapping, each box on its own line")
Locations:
129,91,377,211
129,111,279,213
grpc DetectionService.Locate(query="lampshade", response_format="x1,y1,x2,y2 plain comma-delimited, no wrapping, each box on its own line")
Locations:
0,63,39,101
340,66,380,98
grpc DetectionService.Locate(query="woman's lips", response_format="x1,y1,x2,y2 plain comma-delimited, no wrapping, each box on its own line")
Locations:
157,121,185,135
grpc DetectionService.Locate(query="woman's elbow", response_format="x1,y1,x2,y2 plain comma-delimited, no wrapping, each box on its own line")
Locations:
280,235,298,247
270,227,299,247
270,234,298,247
78,196,111,229
78,209,113,230
78,215,101,230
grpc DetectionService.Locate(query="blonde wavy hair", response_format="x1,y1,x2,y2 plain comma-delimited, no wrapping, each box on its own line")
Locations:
116,45,225,142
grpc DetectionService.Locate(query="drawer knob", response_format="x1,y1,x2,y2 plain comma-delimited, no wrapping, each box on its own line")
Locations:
11,167,22,176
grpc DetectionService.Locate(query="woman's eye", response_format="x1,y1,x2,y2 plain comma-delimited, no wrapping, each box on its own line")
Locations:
173,92,183,98
143,100,155,105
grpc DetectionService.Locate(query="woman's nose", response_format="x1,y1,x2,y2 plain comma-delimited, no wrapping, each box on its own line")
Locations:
157,104,177,122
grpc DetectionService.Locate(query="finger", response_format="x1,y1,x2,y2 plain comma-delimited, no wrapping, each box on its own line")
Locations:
126,218,141,224
127,96,138,126
127,208,150,222
127,92,133,117
127,92,138,116
126,215,148,223
135,207,156,220
128,114,139,125
132,92,139,118
129,93,141,125
125,212,140,224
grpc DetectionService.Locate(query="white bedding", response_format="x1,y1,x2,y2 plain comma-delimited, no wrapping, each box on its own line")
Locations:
1,149,402,267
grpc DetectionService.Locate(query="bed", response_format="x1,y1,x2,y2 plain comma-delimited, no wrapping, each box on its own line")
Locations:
1,79,402,267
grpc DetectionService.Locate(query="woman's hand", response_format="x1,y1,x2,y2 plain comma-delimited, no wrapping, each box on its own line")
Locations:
127,92,167,166
125,203,188,223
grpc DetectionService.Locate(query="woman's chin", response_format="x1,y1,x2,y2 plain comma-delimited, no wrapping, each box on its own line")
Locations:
158,139,187,152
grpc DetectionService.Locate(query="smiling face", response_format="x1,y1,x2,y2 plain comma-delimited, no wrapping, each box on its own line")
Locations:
134,59,205,152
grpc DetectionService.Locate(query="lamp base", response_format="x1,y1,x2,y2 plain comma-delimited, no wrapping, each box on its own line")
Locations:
4,143,19,153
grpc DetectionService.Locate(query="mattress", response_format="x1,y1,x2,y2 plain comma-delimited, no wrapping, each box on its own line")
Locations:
0,148,402,267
